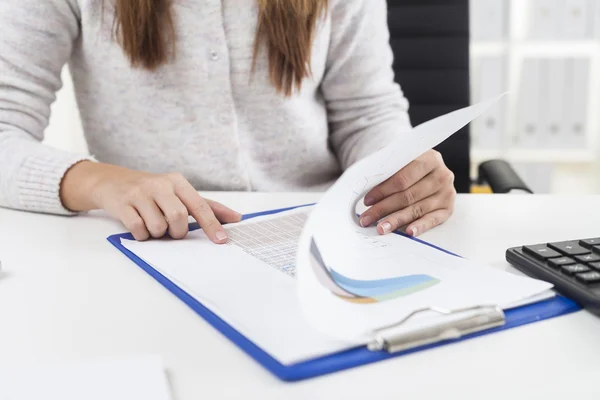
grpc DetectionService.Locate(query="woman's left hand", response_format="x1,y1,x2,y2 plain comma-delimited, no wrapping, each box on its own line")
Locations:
359,149,457,237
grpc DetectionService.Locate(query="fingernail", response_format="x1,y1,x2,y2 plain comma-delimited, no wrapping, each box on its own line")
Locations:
381,222,392,234
409,226,418,236
360,215,373,227
216,230,228,241
364,196,375,206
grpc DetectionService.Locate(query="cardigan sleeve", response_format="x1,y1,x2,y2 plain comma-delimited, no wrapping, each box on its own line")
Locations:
322,0,413,170
0,0,93,215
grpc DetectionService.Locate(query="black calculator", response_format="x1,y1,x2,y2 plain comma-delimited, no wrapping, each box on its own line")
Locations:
506,238,600,316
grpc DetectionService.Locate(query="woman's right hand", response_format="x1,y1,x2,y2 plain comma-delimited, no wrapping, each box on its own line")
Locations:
60,161,241,242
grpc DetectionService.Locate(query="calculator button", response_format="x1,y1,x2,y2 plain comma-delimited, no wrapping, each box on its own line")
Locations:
548,241,591,256
593,246,600,255
547,257,576,269
523,244,562,260
575,271,600,284
580,238,600,249
589,262,600,271
575,253,600,264
561,264,591,276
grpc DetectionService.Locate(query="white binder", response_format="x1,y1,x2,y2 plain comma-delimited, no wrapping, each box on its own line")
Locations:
594,0,600,39
472,57,505,149
470,0,507,41
542,59,566,148
563,58,590,149
515,59,541,148
561,0,591,39
529,0,562,39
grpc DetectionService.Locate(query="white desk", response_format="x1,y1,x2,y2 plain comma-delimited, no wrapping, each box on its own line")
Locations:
1,193,600,399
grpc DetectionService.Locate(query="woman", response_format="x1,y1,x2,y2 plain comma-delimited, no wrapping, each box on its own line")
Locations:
0,0,456,243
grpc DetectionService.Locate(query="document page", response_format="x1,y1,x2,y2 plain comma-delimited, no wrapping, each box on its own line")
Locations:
122,207,364,366
0,356,172,400
225,210,309,277
296,93,554,341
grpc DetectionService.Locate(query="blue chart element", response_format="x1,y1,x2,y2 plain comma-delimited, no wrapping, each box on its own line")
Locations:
329,269,441,301
309,235,440,303
329,269,440,298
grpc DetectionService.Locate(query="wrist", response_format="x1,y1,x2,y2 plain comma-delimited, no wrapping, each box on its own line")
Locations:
59,160,108,212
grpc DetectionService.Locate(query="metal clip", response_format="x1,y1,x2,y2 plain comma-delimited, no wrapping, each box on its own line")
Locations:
367,305,505,353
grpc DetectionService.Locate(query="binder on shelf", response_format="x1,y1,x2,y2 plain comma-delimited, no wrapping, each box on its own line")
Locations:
563,58,590,149
470,0,508,41
541,59,566,148
561,0,590,39
594,0,600,39
107,205,581,382
472,56,505,150
514,59,541,148
529,0,562,39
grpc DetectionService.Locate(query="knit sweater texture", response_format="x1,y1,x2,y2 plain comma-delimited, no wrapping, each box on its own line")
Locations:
0,0,411,215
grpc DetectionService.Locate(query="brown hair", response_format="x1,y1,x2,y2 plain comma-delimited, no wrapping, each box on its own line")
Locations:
111,0,328,96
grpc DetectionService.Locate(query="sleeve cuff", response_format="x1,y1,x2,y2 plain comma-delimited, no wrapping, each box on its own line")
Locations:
16,151,94,215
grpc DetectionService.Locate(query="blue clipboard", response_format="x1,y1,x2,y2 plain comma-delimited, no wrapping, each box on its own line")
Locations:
107,204,581,382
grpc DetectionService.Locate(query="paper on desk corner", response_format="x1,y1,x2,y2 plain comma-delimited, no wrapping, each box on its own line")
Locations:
0,355,172,400
296,93,552,342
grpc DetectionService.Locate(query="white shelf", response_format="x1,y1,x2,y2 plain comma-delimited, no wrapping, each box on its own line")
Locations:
513,41,599,57
471,149,597,164
471,41,599,58
470,42,508,57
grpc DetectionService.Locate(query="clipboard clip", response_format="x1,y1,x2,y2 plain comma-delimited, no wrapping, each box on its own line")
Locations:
367,305,506,354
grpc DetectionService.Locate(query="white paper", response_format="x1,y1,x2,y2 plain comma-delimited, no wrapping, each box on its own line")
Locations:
122,208,362,366
296,93,554,342
0,356,172,400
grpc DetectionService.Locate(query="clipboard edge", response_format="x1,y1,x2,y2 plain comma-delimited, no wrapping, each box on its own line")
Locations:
106,203,582,382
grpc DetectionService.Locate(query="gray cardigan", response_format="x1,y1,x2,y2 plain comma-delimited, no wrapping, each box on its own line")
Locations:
0,0,411,215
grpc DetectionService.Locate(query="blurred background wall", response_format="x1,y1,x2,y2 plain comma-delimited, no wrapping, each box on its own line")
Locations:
43,0,600,194
470,0,600,194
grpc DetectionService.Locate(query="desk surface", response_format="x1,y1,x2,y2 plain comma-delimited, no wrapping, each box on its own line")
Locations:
1,193,600,399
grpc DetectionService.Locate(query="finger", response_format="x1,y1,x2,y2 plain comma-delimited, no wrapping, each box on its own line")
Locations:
118,206,150,241
134,198,169,239
405,209,452,237
359,172,441,227
364,153,436,206
376,192,446,235
205,199,242,224
155,194,189,240
174,182,228,244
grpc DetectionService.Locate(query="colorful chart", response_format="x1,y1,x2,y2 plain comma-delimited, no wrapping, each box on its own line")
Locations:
309,237,440,304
